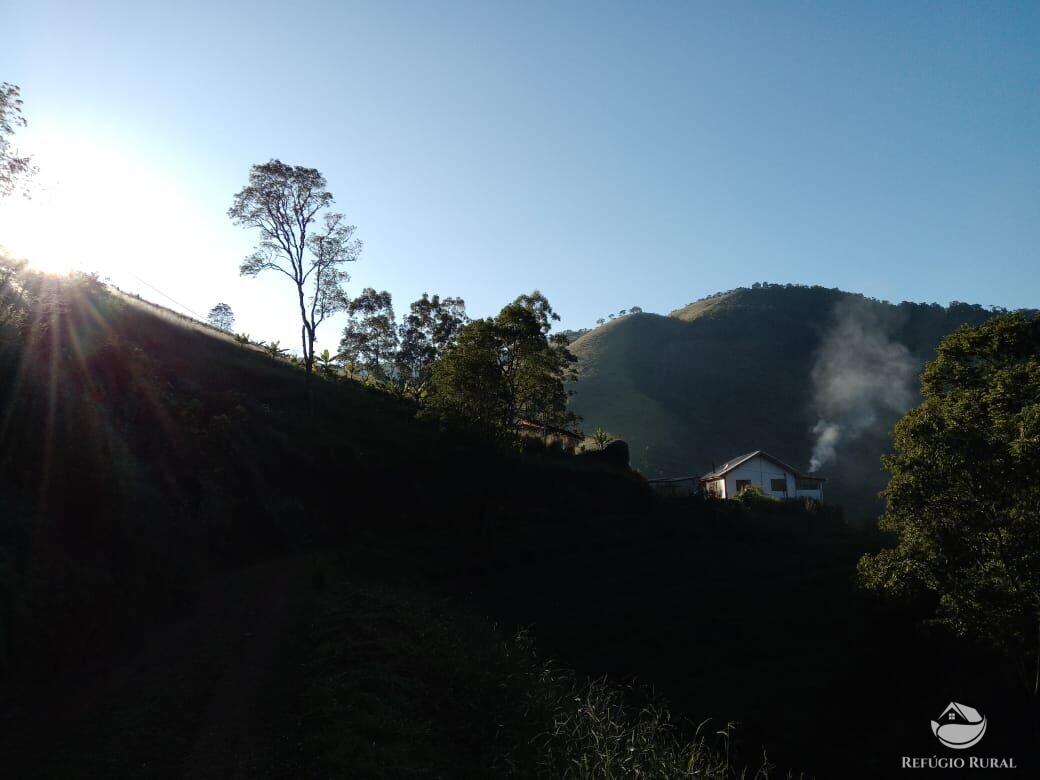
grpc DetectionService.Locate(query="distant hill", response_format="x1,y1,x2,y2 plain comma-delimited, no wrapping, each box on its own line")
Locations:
568,283,1025,520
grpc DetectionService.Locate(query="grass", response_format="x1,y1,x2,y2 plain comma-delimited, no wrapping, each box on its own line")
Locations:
302,553,769,779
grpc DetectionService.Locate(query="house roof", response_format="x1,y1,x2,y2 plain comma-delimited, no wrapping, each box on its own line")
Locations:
699,450,825,482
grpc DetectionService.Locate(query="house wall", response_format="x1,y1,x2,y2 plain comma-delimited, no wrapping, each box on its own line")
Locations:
701,454,824,501
795,484,824,501
722,455,790,499
722,455,822,501
704,477,726,498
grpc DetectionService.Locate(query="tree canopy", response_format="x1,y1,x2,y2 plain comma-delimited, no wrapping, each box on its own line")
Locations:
339,288,397,383
337,290,468,395
206,302,234,332
423,291,578,439
228,159,361,375
396,293,467,394
858,313,1040,698
0,83,37,198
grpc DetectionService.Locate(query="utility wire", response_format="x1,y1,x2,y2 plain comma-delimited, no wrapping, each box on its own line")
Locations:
124,271,207,321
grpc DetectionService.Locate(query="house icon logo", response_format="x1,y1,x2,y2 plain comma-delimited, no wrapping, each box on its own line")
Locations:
931,702,987,750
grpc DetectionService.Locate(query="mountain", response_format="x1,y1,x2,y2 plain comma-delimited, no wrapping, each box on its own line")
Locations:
568,283,1020,520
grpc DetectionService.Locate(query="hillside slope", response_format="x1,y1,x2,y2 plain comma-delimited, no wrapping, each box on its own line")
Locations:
0,272,644,681
569,284,1012,519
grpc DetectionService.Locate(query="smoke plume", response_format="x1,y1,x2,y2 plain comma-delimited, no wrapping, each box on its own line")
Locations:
809,298,917,472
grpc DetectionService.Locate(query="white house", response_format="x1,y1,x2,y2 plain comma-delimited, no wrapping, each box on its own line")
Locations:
699,451,824,501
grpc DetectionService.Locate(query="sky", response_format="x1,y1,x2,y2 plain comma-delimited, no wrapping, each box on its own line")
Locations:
1,1,1037,354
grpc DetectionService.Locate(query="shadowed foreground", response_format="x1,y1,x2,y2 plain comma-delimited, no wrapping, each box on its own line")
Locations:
1,556,316,778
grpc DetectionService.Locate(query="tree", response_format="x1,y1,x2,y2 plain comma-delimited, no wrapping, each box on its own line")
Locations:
422,318,509,432
0,251,30,331
596,318,605,326
858,313,1040,710
629,306,643,314
1,83,37,198
396,293,467,395
206,302,235,332
228,160,361,376
424,291,578,438
339,288,397,382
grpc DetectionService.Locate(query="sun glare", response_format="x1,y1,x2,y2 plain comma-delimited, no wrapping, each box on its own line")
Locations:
0,134,203,280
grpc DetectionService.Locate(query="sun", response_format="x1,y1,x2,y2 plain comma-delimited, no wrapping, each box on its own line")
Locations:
0,191,82,275
0,138,99,275
0,133,198,279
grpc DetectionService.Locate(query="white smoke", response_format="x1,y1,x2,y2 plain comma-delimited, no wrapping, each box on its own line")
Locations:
809,298,917,472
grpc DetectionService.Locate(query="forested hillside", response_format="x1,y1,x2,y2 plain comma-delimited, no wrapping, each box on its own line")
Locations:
569,283,1018,520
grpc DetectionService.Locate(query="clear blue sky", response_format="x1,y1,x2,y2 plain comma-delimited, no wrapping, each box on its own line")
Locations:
1,1,1037,351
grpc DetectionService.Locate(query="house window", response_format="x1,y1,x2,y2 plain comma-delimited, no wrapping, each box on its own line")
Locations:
770,478,787,492
735,479,752,493
796,479,819,490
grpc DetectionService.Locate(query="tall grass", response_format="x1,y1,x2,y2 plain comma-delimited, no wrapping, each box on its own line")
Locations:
303,564,776,779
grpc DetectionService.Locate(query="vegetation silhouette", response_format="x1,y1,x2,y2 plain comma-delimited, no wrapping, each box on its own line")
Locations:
1,260,1036,776
229,160,362,377
860,312,1040,732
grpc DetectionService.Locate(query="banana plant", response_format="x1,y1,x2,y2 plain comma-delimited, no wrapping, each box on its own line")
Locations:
264,340,288,359
314,348,342,376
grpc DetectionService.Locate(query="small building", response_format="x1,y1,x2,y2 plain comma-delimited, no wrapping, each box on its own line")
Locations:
647,475,700,497
699,451,824,501
517,418,583,454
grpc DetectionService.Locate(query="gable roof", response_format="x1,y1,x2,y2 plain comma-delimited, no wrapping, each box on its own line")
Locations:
699,450,825,482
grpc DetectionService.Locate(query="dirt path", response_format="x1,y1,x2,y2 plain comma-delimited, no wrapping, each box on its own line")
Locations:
0,555,319,779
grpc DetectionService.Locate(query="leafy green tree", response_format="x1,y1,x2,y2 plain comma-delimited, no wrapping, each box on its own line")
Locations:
395,293,467,395
229,160,362,375
859,313,1040,706
206,302,235,332
424,291,578,439
0,83,36,198
339,288,397,382
422,318,509,432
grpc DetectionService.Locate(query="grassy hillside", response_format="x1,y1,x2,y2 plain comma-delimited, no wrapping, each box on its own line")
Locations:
1,271,1036,777
569,284,1012,520
2,270,810,778
0,271,645,678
